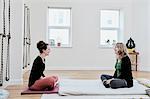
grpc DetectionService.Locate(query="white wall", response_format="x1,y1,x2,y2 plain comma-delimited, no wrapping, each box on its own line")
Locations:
10,0,24,84
132,0,149,71
0,0,2,33
25,0,150,71
0,0,24,85
148,0,150,70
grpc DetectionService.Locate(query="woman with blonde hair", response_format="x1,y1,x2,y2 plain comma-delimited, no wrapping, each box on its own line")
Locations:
100,42,133,89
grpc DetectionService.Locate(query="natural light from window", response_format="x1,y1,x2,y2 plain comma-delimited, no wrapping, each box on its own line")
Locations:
100,10,120,47
48,8,71,47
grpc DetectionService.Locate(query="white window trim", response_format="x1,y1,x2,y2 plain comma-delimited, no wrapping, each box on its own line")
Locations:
99,9,122,48
47,7,72,48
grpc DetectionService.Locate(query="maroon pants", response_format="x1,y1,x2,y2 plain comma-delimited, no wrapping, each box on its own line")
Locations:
30,76,58,91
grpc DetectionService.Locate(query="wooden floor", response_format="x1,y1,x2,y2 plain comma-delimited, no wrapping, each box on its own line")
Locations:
4,70,150,99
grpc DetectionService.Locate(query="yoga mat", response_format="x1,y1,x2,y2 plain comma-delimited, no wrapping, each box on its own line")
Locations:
59,79,148,96
41,94,149,99
21,85,59,95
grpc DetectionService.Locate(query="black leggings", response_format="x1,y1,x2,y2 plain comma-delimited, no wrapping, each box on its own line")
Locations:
101,74,127,89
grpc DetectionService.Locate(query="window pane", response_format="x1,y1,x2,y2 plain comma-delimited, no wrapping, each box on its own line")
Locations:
100,10,119,28
49,8,70,26
100,30,118,45
49,29,69,46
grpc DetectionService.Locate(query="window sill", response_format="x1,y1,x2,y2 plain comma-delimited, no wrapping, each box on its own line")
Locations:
50,45,72,48
99,45,114,49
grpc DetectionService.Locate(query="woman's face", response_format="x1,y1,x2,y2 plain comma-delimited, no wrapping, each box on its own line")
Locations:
43,45,51,56
114,47,119,55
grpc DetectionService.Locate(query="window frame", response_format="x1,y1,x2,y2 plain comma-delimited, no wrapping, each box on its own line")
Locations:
99,9,122,48
47,7,72,48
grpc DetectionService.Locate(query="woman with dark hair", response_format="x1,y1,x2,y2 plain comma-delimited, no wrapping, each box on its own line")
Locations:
28,41,58,90
100,42,133,89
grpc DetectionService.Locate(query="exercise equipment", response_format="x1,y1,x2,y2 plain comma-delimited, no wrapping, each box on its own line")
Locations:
23,4,31,69
0,0,11,86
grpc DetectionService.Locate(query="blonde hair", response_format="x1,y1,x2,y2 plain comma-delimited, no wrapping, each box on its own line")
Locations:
115,42,128,59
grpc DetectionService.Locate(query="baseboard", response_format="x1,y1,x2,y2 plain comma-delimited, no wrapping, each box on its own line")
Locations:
0,79,23,88
0,81,9,88
138,66,150,72
46,66,114,70
9,78,23,85
46,66,150,72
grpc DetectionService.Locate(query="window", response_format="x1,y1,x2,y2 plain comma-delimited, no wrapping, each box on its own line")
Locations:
48,7,72,47
100,10,121,47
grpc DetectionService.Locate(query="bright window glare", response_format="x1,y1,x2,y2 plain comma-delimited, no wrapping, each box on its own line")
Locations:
101,10,119,28
100,10,120,47
49,9,70,26
48,8,71,47
49,29,69,45
100,30,117,45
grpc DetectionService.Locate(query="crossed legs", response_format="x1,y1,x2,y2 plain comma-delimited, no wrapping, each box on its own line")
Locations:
29,76,58,91
101,74,127,89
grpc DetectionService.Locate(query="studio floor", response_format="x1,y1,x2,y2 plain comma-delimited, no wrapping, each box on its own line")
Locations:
5,70,150,99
